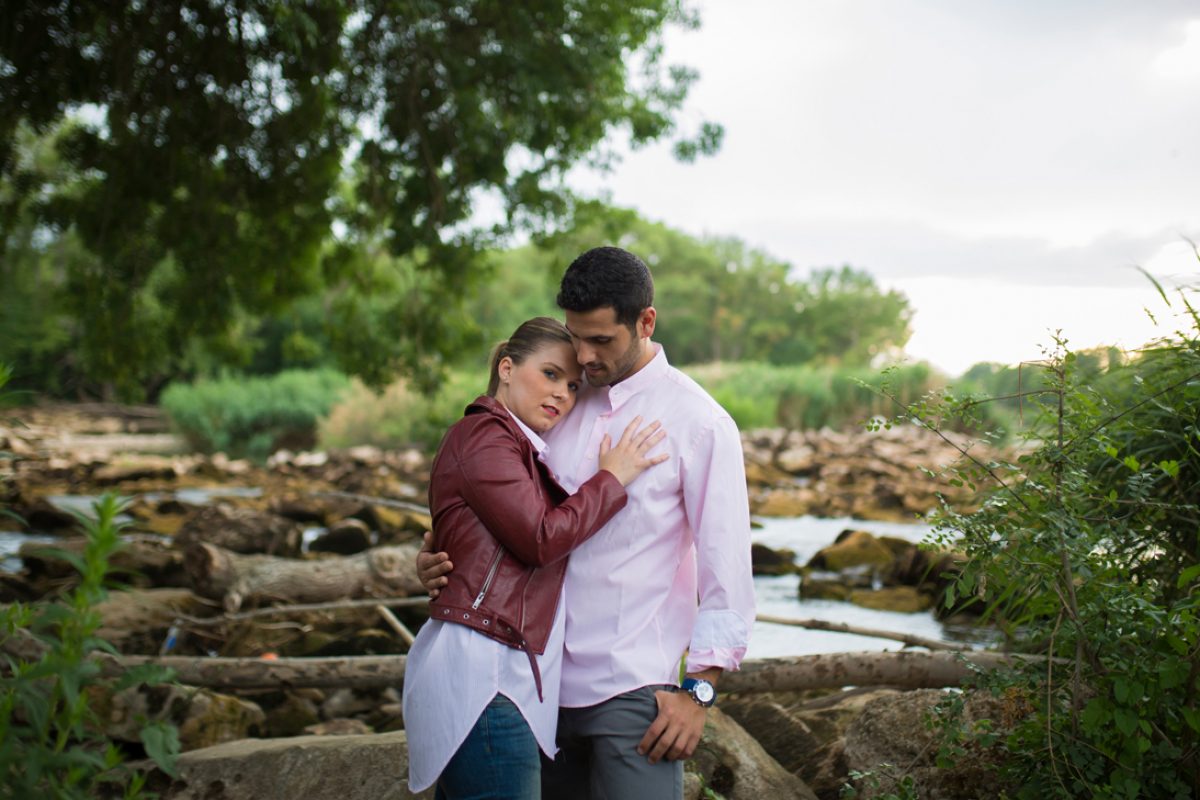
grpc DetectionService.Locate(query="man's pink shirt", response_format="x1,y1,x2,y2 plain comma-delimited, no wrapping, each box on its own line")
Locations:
545,344,755,707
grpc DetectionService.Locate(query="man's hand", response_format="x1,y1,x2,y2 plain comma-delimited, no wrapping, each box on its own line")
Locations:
636,688,708,764
416,531,453,598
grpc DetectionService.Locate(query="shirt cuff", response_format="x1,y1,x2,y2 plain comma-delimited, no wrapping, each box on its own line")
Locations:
688,609,752,672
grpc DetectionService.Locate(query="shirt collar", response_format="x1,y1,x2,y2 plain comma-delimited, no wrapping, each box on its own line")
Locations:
506,408,549,459
606,342,668,411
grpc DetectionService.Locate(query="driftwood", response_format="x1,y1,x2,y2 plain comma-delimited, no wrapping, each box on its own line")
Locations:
19,535,186,587
177,595,432,626
1,633,1040,691
184,541,424,612
755,613,960,651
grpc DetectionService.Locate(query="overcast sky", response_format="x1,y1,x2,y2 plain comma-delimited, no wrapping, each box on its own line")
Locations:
568,0,1200,374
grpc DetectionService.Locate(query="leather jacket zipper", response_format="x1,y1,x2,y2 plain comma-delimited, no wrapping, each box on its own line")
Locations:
472,548,504,609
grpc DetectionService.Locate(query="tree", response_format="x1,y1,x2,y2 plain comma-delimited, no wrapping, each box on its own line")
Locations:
0,1,719,396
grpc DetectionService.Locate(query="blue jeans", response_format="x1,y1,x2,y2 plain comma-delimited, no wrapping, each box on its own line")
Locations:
436,694,541,800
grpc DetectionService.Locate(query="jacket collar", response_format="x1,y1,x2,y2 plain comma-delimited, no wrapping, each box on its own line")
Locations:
465,395,548,455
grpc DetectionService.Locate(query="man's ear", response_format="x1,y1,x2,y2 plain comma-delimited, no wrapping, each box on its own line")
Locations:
637,307,657,339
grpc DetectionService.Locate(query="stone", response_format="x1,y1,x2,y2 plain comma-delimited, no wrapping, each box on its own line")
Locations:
808,530,895,572
175,503,302,556
751,542,799,575
848,586,935,613
722,688,900,800
264,692,322,738
96,684,265,752
152,730,434,799
686,707,819,800
753,487,818,517
304,718,373,736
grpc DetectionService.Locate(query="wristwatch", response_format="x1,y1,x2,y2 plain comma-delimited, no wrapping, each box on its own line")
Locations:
681,677,716,708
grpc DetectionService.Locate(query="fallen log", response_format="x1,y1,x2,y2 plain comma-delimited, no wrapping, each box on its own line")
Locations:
3,627,1044,692
184,541,424,612
177,595,431,626
755,613,960,651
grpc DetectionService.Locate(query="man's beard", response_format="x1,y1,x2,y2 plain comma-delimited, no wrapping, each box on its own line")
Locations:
585,336,643,387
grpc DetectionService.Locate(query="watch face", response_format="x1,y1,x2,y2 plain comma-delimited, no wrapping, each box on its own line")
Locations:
694,681,715,703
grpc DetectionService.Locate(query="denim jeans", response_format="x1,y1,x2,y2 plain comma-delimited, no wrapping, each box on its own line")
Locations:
436,693,541,800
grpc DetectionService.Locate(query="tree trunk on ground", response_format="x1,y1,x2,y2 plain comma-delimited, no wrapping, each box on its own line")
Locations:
184,542,423,612
19,535,187,588
0,643,1042,692
175,505,303,557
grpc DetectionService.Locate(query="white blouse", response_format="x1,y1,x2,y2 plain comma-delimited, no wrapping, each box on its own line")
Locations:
402,413,566,792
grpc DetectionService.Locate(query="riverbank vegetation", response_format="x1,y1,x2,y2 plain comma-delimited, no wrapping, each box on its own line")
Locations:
874,279,1200,798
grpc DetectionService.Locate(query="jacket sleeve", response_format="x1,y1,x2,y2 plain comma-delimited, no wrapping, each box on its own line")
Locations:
453,418,627,567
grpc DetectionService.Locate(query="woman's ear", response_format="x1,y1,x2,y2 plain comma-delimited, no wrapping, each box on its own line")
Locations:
497,355,515,385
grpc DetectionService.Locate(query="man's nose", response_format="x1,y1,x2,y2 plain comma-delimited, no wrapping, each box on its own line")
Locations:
575,342,595,364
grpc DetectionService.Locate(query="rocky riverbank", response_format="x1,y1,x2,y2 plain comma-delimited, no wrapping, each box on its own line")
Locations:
1,403,1011,799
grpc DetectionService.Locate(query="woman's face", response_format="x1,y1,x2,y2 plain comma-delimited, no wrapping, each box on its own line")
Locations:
495,341,582,433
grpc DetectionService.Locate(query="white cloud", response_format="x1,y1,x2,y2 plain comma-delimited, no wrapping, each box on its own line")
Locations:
1152,19,1200,80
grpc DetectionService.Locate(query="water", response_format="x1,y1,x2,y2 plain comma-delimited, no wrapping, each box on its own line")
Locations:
746,515,992,658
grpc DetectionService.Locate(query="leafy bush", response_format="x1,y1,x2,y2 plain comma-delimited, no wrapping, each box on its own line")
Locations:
319,369,482,451
161,369,350,460
0,494,179,798
885,288,1200,797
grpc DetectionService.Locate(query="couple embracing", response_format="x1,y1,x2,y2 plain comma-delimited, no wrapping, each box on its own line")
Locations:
402,246,756,800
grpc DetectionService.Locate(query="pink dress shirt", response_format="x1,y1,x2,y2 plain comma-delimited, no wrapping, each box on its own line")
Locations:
544,344,755,707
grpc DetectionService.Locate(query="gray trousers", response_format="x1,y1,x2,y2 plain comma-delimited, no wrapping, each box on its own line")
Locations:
542,685,684,800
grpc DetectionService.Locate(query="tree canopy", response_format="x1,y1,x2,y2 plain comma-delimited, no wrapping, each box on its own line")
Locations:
1,0,718,395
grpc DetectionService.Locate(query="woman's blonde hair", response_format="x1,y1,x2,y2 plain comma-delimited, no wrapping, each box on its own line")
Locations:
487,317,573,397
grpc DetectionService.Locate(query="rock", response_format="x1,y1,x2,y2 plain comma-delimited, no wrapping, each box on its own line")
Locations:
753,486,818,517
686,707,818,800
808,530,894,572
751,543,799,575
309,518,372,554
842,689,1014,799
722,688,900,800
152,730,434,799
97,684,265,752
799,566,873,601
776,443,817,474
304,718,374,736
264,693,322,738
848,586,934,613
92,455,179,485
320,688,377,720
175,503,302,556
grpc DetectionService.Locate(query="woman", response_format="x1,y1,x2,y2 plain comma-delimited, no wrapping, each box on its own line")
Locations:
403,316,666,799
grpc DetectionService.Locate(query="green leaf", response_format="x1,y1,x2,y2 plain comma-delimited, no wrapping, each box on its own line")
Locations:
1156,459,1180,478
141,721,181,777
1122,455,1141,471
1113,708,1138,736
1178,564,1200,589
114,663,176,692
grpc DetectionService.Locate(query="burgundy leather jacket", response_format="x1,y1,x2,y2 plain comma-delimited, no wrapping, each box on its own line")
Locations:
427,395,627,699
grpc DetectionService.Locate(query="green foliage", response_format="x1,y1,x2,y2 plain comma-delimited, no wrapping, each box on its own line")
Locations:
1,1,714,395
0,494,179,798
161,369,350,460
879,282,1200,797
532,204,914,367
686,361,937,430
319,371,482,451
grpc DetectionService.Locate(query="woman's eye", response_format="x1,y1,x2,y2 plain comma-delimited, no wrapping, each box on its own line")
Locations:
568,382,579,393
543,369,556,380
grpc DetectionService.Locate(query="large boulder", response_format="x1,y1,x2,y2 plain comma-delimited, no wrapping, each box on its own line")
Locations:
722,689,900,800
848,585,935,613
152,730,434,799
808,530,895,572
685,707,818,800
175,504,302,557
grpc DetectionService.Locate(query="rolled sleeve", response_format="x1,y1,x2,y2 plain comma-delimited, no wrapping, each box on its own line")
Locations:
681,414,756,672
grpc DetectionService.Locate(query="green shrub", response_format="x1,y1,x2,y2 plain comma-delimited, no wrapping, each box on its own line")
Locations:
319,369,482,451
0,494,180,799
883,301,1200,797
161,369,350,460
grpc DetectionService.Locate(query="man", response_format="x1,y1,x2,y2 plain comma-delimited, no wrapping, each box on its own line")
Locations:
419,246,755,799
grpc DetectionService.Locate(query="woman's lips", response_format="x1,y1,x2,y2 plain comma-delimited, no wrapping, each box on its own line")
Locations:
542,404,560,417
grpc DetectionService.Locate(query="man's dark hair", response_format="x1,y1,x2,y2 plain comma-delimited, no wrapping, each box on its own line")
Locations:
556,246,654,329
